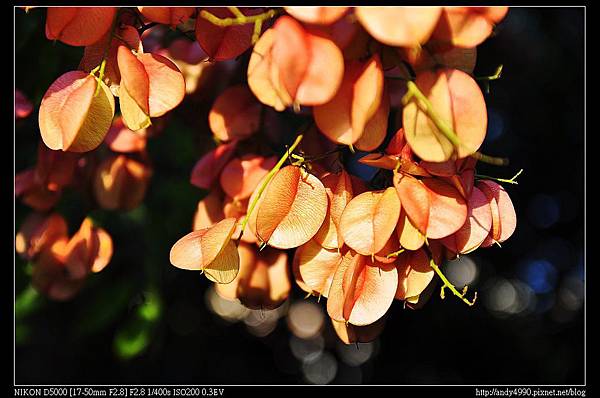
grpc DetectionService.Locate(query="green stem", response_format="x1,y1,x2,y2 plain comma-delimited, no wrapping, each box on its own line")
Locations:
200,7,279,45
15,284,42,320
295,147,343,164
403,80,510,166
252,18,263,44
92,11,120,96
476,169,523,185
476,64,503,82
89,65,101,76
471,152,509,166
386,249,405,259
94,59,107,96
200,8,279,28
236,134,304,242
227,6,245,19
403,81,461,147
430,259,477,306
290,153,305,165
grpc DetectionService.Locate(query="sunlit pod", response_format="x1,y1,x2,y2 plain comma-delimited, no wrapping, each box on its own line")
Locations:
39,71,115,152
255,166,328,249
314,170,355,250
440,186,492,254
431,7,509,48
477,180,517,246
209,85,262,142
223,196,258,244
314,55,383,146
138,7,194,26
395,248,434,300
393,173,430,234
170,217,239,284
403,68,487,162
358,153,398,171
190,141,237,190
331,316,386,345
354,86,390,152
292,247,314,296
396,210,426,251
271,16,345,107
220,155,277,202
79,25,143,90
104,116,147,153
193,189,226,231
327,250,398,326
217,243,291,310
46,7,116,47
284,7,349,25
422,177,468,239
295,238,343,298
28,217,112,300
195,7,262,61
339,187,400,256
355,7,442,47
117,46,185,130
373,235,401,264
248,21,344,111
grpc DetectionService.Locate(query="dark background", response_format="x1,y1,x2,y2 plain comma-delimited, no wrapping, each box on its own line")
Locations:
14,7,585,385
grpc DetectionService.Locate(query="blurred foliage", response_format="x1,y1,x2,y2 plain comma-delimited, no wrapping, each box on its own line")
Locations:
114,288,163,360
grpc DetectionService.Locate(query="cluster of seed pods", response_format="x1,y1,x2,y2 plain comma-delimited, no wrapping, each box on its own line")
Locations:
15,7,516,343
171,125,516,342
167,6,515,343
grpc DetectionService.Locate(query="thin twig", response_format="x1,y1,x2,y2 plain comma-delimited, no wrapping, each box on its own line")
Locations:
476,169,523,185
430,259,477,306
236,133,305,242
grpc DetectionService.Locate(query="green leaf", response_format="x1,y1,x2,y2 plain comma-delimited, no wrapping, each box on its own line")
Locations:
74,278,134,337
15,285,43,321
114,319,151,360
138,289,162,322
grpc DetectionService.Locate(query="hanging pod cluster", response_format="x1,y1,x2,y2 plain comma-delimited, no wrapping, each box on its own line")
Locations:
18,7,517,343
168,6,515,343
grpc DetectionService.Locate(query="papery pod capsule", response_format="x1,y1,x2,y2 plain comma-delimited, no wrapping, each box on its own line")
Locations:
93,154,152,210
39,71,115,153
46,7,116,47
